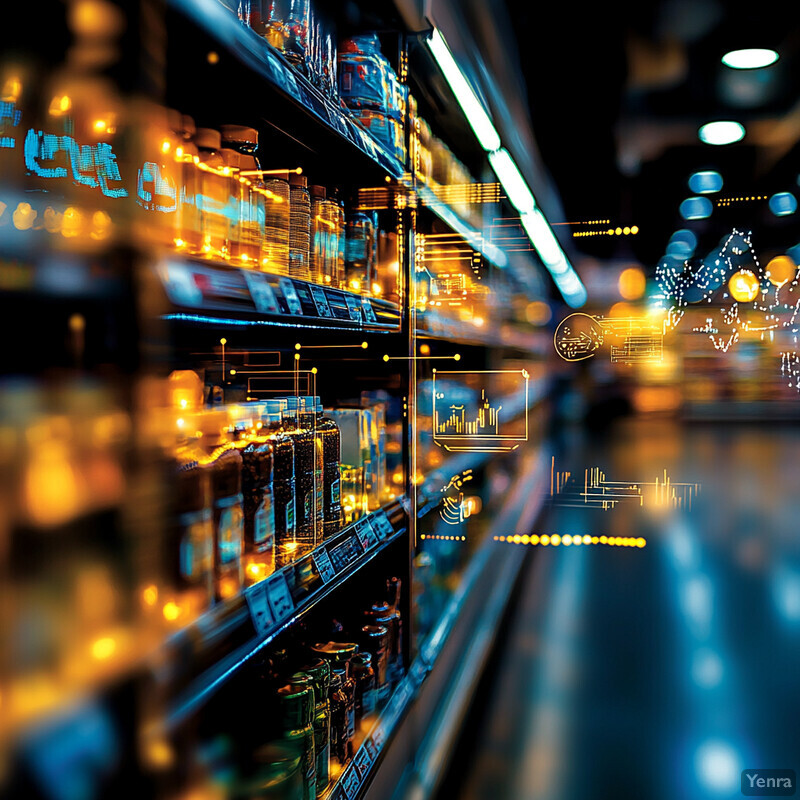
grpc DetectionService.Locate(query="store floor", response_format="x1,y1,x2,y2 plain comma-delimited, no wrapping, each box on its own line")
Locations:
441,416,800,800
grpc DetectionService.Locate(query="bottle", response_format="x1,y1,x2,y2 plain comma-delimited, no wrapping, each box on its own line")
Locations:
277,682,316,800
319,194,339,285
309,642,357,761
261,0,287,52
309,185,327,285
345,211,375,293
237,742,303,799
281,397,317,553
264,174,291,274
220,145,246,265
295,661,331,796
363,602,397,688
351,652,377,726
289,173,312,280
198,410,245,601
284,0,309,75
300,398,324,542
327,671,348,766
359,624,390,704
262,400,297,567
172,113,203,254
334,193,347,288
386,577,404,683
229,412,275,586
194,128,234,260
221,125,266,269
163,418,215,625
315,398,342,540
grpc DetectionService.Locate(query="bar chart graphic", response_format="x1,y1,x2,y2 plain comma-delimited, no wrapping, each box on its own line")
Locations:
432,369,528,452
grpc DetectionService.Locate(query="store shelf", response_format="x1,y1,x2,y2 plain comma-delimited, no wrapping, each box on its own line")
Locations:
157,256,401,331
416,309,550,352
168,0,405,179
160,498,408,728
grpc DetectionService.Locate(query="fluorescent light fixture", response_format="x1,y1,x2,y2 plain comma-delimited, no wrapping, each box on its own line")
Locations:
721,48,778,69
698,120,745,145
427,28,501,152
488,148,535,214
520,210,562,267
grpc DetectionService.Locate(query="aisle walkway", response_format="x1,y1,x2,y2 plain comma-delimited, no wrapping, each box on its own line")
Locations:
450,419,800,800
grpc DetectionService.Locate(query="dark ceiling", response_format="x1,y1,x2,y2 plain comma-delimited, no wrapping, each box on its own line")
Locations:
512,0,800,278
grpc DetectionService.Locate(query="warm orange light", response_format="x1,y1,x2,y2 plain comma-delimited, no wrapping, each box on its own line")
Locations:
531,534,540,545
563,534,573,545
163,601,182,622
525,300,552,325
91,636,116,661
619,267,646,300
541,534,550,546
12,202,36,231
551,534,561,546
728,269,760,302
142,585,158,607
767,255,796,287
49,94,72,116
246,561,268,582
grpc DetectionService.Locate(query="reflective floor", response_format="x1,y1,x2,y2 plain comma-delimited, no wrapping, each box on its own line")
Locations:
448,417,800,800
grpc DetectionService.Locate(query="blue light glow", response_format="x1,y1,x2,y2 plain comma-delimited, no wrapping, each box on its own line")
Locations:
768,192,797,217
688,171,723,194
680,197,713,220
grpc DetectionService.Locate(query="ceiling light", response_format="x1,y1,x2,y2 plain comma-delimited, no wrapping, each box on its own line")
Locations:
721,48,779,69
488,148,535,214
698,121,745,145
426,28,501,152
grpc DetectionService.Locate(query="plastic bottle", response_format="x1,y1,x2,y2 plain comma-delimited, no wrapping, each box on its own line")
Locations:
262,400,297,568
194,128,233,260
289,173,312,280
197,410,244,601
221,125,266,269
315,398,342,539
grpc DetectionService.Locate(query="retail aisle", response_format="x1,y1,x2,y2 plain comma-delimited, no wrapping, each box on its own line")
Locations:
443,418,800,800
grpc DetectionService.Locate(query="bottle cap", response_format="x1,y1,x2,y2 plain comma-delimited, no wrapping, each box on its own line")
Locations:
310,184,326,199
220,124,259,145
289,173,308,187
194,127,221,150
309,641,359,664
276,683,314,729
300,658,331,701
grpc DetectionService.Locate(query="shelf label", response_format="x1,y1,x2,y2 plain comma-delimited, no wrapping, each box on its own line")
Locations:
309,284,333,317
278,278,303,315
364,735,379,761
341,767,361,798
371,510,394,541
354,517,378,550
312,548,336,583
245,580,276,636
266,572,294,620
344,294,363,322
353,746,373,778
330,787,348,800
371,723,386,749
242,271,280,314
328,535,363,572
361,297,378,323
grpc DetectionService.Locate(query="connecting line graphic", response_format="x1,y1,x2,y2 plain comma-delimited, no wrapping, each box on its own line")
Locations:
554,313,665,364
382,354,461,361
295,342,369,351
549,456,700,511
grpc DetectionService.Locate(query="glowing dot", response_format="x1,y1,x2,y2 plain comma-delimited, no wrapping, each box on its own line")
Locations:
453,354,461,361
521,534,530,544
513,534,522,544
623,226,630,235
728,269,760,302
637,538,646,548
600,535,608,544
591,536,599,544
563,534,573,545
573,536,582,546
295,343,301,350
541,535,550,546
229,369,236,375
311,367,317,374
531,535,540,545
294,353,300,361
207,51,219,64
362,341,368,349
551,534,561,546
619,267,646,300
383,354,390,362
583,535,591,545
91,637,116,661
220,338,227,345
142,585,158,606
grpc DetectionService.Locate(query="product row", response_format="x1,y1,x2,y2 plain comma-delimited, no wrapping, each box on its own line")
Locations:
213,580,405,800
139,115,397,298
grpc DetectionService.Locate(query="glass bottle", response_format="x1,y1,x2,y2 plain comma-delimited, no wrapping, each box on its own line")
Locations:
309,184,327,286
221,145,245,263
359,624,389,704
309,642,357,761
289,173,311,280
264,174,291,274
333,192,347,288
345,211,375,293
194,128,234,261
198,410,245,601
314,398,342,540
386,576,404,682
301,397,324,543
221,125,265,269
261,0,287,52
281,397,316,553
327,670,348,766
237,741,303,800
262,400,297,568
172,113,202,254
163,419,215,625
277,682,316,800
351,652,377,726
284,0,309,75
294,662,331,797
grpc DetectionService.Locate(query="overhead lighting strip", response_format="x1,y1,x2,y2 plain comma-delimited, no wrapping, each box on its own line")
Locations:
426,28,586,307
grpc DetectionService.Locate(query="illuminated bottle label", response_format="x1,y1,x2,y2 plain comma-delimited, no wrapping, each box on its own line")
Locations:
286,496,296,533
217,494,244,565
254,495,275,549
331,478,340,505
179,509,213,582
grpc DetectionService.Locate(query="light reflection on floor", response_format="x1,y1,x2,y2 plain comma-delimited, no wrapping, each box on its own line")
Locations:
454,418,800,800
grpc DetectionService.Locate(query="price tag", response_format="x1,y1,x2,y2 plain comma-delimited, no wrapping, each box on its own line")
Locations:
245,580,275,636
364,735,379,760
344,294,363,322
354,517,378,550
266,573,294,620
353,746,373,778
371,723,385,749
279,278,303,315
328,535,364,572
312,548,336,583
309,284,333,317
342,767,361,798
371,510,394,541
243,271,280,314
361,298,378,323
